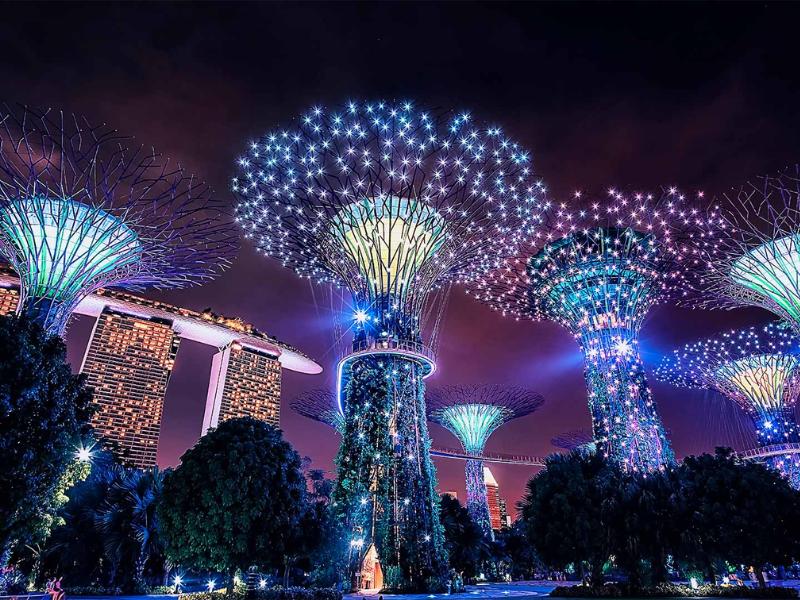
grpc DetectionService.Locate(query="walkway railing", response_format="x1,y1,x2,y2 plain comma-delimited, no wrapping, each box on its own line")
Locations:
738,442,800,460
430,446,546,467
349,338,436,364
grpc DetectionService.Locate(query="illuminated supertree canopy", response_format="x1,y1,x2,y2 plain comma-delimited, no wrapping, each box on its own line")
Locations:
691,166,800,332
551,428,596,454
0,105,236,335
234,101,544,348
291,388,344,432
427,384,542,538
656,321,800,487
233,100,546,590
468,188,718,473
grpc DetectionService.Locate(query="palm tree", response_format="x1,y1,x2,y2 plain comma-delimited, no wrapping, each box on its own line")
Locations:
41,461,117,586
95,467,163,590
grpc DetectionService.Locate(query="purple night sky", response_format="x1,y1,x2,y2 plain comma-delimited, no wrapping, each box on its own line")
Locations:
4,2,799,511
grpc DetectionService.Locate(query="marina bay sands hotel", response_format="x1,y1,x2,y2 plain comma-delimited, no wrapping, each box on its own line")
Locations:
0,271,321,468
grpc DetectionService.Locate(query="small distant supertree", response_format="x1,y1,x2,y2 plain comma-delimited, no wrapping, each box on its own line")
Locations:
291,388,344,432
692,166,800,334
427,384,543,538
656,321,800,488
551,428,596,454
0,105,235,335
469,188,717,472
234,100,545,589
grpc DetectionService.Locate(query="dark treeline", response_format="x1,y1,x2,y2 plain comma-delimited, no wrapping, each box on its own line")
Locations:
518,450,800,589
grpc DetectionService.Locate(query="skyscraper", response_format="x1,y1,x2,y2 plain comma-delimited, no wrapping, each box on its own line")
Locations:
202,342,282,434
483,466,503,531
81,308,180,468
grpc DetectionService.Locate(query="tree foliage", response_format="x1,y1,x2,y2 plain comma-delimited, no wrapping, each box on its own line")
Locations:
438,495,488,581
493,523,543,581
0,315,94,557
158,417,306,585
519,448,800,588
36,452,167,592
299,469,344,588
519,451,618,584
673,448,800,584
95,467,164,590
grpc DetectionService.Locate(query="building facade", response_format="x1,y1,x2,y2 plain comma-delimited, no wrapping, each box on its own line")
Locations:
81,308,180,468
484,466,504,531
202,342,282,434
498,497,511,528
0,286,18,316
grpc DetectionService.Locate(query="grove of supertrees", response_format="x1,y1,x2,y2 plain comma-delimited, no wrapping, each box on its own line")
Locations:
233,100,545,590
427,384,543,539
0,105,236,335
291,388,344,433
468,188,718,472
656,321,800,488
693,166,800,333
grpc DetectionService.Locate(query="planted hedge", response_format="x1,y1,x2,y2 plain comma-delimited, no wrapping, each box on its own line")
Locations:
184,587,342,600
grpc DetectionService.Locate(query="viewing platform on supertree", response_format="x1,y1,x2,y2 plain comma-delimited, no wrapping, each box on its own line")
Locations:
0,105,236,336
689,166,800,334
467,188,718,473
656,321,800,488
427,384,543,538
291,388,344,432
551,428,596,455
233,100,546,590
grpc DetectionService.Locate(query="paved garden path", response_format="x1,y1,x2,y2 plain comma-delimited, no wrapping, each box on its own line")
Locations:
346,581,564,600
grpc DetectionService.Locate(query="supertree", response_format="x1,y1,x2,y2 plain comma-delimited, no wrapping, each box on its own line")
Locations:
656,321,800,488
291,388,344,432
551,428,596,455
468,188,718,472
691,166,800,334
0,105,235,335
233,100,544,590
427,384,542,539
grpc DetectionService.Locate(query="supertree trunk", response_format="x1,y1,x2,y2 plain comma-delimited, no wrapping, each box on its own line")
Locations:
580,329,674,472
753,405,800,446
19,297,74,336
765,454,800,489
333,354,447,591
754,407,800,489
464,458,493,539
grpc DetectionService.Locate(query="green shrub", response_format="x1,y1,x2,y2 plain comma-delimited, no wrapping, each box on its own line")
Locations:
66,585,123,596
148,585,176,594
182,587,342,600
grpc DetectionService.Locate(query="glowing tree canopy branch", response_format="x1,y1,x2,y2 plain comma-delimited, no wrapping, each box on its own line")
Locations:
233,100,546,590
693,166,800,333
0,105,236,335
468,188,716,472
427,384,542,538
656,321,800,487
291,388,344,432
551,428,596,454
